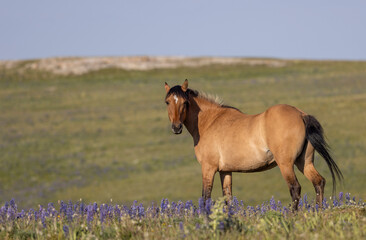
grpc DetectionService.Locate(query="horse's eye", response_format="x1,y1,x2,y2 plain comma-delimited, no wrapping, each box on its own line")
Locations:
165,101,169,105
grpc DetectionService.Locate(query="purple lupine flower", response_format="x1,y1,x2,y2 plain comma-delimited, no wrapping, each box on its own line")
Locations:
185,200,193,212
228,204,236,217
114,205,121,222
179,221,186,238
198,198,205,215
345,193,351,205
333,198,338,207
17,209,25,219
7,206,16,221
47,203,55,217
108,205,114,220
260,204,266,215
66,201,73,222
130,201,138,218
219,221,225,230
160,199,167,214
339,192,343,205
28,208,34,221
270,196,276,211
63,225,69,237
177,201,183,215
315,204,319,212
255,205,261,214
93,203,98,214
195,223,200,229
79,202,85,216
34,208,39,222
205,199,212,215
138,203,145,218
170,201,177,216
100,204,107,223
232,196,239,208
40,208,46,228
60,201,67,216
303,194,308,205
10,199,17,213
277,200,282,211
298,199,303,209
0,206,6,223
87,205,94,225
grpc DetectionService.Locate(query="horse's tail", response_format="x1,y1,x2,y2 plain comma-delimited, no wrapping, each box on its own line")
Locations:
302,115,343,195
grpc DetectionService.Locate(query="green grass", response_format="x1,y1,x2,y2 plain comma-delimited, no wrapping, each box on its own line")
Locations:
0,59,365,209
1,196,365,240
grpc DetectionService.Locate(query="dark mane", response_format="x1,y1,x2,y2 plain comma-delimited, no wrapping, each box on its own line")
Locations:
165,86,198,100
165,85,241,112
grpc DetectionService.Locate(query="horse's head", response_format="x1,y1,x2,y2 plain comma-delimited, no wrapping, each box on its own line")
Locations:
164,79,189,134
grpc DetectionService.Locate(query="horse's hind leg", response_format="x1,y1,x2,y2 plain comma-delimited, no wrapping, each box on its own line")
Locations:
278,163,302,211
296,142,326,206
219,172,232,203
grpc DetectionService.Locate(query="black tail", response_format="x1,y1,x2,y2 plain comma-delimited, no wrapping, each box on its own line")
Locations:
303,115,343,195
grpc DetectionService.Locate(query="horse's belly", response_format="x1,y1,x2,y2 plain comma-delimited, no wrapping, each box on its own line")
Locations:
218,149,276,172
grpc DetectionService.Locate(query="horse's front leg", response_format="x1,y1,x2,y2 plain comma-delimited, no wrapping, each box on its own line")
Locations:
220,171,232,203
201,163,217,203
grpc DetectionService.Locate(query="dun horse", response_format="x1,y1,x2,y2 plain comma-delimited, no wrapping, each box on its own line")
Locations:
164,80,343,210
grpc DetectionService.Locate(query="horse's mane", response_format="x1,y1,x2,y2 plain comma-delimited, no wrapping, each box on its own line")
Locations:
194,90,224,106
166,85,241,111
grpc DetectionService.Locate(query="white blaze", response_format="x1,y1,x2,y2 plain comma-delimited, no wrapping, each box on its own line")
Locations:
173,95,178,104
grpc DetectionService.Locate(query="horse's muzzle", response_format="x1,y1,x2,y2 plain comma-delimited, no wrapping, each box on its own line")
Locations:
172,123,183,134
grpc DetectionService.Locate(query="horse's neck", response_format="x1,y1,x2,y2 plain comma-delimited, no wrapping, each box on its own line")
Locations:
184,96,222,146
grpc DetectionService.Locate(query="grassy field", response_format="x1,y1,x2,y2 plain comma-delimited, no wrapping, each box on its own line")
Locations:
0,193,365,239
0,58,365,209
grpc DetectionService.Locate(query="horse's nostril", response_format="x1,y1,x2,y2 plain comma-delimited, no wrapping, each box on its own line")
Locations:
172,123,183,134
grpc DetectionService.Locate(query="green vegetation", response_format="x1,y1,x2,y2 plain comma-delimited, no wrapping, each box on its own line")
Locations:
0,194,365,240
0,59,365,209
0,192,366,239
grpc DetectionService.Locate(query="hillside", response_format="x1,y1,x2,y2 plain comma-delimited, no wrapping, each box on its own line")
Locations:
0,57,365,208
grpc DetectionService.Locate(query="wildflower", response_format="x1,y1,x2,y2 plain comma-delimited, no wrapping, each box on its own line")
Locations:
63,225,69,237
345,193,351,204
60,201,67,216
100,204,107,223
87,205,94,226
138,203,145,218
179,221,186,238
339,192,344,205
198,198,205,215
40,209,46,228
270,196,276,210
93,202,98,214
205,199,212,215
66,201,73,222
114,205,121,222
195,223,200,229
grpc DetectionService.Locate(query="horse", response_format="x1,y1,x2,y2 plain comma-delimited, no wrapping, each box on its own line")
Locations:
164,79,343,210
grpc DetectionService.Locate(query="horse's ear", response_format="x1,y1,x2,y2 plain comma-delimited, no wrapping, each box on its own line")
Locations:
164,82,170,93
181,79,188,92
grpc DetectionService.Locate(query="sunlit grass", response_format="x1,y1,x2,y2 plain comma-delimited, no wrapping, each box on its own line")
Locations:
0,59,365,209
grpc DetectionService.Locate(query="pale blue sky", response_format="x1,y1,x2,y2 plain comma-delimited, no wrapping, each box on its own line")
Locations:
1,0,365,60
